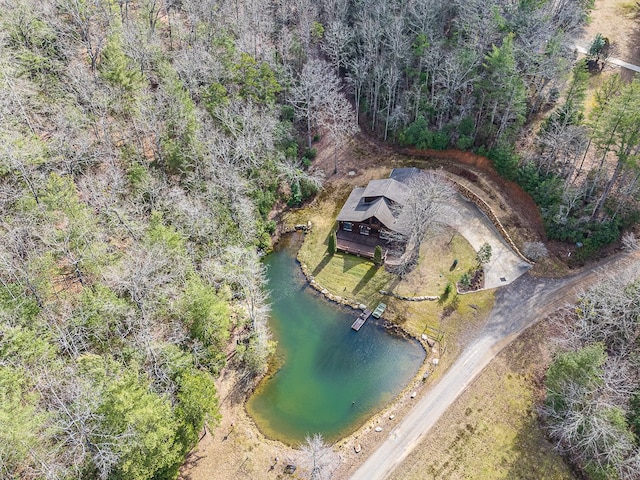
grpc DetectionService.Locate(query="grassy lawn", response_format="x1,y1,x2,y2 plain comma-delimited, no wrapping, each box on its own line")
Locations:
389,321,575,480
285,182,495,343
285,169,569,480
288,183,392,307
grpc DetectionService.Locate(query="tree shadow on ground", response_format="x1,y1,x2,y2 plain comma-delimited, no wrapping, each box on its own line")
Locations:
222,369,255,405
179,450,206,480
312,254,332,277
342,253,370,273
622,16,640,82
382,274,402,294
502,412,573,480
353,264,378,294
364,275,402,308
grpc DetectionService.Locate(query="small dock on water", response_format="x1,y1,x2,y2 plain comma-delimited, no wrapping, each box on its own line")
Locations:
351,309,372,331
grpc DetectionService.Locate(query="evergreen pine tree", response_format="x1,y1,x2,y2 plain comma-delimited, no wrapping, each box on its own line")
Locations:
373,245,383,265
328,231,337,255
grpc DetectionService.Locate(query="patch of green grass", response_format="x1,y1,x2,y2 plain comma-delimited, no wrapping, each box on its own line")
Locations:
394,287,494,340
395,232,477,298
619,0,639,16
292,186,495,342
390,322,575,480
316,253,392,305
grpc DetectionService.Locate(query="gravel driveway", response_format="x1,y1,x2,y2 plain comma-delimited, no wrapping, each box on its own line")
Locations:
445,194,531,289
350,250,640,480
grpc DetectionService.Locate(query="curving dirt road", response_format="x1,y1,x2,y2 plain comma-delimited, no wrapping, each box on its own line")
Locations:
350,250,640,480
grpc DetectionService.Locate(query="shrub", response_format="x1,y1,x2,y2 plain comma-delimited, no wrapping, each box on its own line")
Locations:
439,282,452,304
400,115,429,147
400,116,449,150
288,181,302,206
203,82,229,112
476,242,492,267
523,241,548,261
515,161,542,195
456,136,474,150
302,147,317,160
373,245,383,265
99,32,143,93
328,231,337,255
430,131,449,150
301,147,317,168
299,178,319,202
265,220,277,235
253,186,277,217
459,116,475,137
280,105,295,122
311,21,324,39
572,220,621,263
284,141,298,160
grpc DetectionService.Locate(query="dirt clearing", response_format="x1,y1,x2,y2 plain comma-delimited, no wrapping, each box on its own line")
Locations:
580,0,640,77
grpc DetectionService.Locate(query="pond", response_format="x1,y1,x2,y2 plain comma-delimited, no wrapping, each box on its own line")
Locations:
246,232,425,445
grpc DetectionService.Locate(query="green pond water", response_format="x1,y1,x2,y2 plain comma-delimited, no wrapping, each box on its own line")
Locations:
246,233,425,445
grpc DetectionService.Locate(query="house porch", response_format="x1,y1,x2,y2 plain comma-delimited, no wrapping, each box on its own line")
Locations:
336,230,390,259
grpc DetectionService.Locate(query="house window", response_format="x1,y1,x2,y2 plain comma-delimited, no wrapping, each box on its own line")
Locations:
380,230,391,240
343,222,353,232
360,225,371,236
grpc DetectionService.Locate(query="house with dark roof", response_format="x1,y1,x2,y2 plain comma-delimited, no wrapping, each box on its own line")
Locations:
334,168,418,259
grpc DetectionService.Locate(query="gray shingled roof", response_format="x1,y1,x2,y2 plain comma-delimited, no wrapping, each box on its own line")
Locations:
361,178,409,205
389,167,420,184
336,179,410,233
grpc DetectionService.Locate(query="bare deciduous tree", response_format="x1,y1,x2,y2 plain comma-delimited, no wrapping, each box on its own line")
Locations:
622,232,639,252
318,90,359,174
321,21,353,75
277,156,325,191
523,241,548,261
289,59,341,148
56,0,113,72
388,172,455,276
300,433,338,480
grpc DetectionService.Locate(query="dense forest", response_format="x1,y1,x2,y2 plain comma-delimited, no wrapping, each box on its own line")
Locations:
0,0,638,478
0,0,294,477
543,265,640,479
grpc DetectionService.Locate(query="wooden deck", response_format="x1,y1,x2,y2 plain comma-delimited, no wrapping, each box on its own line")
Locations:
336,230,389,259
337,239,378,258
351,309,372,331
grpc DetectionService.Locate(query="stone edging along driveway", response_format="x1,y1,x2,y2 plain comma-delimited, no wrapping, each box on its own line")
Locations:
300,169,535,301
451,181,533,265
438,175,533,290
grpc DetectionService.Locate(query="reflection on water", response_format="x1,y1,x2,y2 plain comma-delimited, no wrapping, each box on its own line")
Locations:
246,233,425,445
